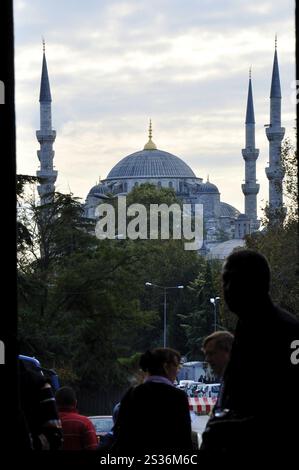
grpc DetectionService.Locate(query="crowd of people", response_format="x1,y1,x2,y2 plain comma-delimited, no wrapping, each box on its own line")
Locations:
18,250,299,462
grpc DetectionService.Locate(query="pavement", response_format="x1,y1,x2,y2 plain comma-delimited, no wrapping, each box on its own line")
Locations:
190,413,210,448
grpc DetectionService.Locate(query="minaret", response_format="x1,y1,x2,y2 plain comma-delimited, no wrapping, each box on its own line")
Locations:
36,39,57,204
241,68,260,230
265,37,285,219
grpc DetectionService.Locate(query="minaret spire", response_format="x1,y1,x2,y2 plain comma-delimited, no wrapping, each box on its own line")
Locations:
36,41,57,204
241,68,260,231
144,119,157,150
39,38,52,103
265,38,285,220
149,119,153,140
245,68,255,125
270,37,281,99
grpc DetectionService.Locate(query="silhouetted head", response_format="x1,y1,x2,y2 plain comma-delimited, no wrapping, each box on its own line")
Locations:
55,386,77,409
139,347,181,383
202,330,234,378
222,249,271,316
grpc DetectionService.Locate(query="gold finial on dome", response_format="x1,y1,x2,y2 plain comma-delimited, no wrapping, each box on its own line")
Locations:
144,119,157,150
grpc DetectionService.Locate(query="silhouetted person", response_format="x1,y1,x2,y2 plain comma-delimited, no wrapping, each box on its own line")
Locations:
55,386,98,450
97,402,120,454
111,348,193,455
18,358,63,450
200,249,299,463
202,331,234,381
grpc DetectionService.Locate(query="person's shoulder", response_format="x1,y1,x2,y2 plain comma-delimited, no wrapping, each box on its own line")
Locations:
274,305,299,329
75,414,97,431
78,413,94,423
140,381,176,390
65,411,94,425
271,305,299,345
172,385,189,400
137,381,176,396
147,381,188,398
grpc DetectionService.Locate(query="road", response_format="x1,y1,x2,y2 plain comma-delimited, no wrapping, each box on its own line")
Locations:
190,413,209,448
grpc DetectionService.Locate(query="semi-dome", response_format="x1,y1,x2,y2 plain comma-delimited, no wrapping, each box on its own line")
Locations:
197,181,219,193
220,202,240,218
106,148,196,179
87,183,108,198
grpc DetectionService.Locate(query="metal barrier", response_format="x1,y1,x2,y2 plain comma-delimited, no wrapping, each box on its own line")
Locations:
188,396,217,414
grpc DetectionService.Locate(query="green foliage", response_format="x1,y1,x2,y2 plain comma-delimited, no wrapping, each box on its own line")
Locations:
17,175,39,254
16,174,39,199
178,258,225,359
245,220,298,315
17,180,204,393
281,137,298,220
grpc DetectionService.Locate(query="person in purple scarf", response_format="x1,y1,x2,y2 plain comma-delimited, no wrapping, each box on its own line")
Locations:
111,347,193,456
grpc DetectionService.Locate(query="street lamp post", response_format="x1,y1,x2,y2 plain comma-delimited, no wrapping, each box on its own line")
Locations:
210,296,220,332
145,282,184,347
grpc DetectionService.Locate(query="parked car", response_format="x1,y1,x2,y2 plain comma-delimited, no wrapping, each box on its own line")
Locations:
88,415,114,442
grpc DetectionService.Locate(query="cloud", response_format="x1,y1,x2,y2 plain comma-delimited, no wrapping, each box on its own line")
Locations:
14,0,296,217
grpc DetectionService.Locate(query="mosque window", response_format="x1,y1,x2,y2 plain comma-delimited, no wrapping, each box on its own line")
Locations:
169,181,173,188
134,182,138,187
157,181,161,188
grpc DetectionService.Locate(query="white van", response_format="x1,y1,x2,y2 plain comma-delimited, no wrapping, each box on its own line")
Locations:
179,380,196,387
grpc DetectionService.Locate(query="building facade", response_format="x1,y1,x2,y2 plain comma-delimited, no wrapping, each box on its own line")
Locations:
36,41,285,258
84,121,242,251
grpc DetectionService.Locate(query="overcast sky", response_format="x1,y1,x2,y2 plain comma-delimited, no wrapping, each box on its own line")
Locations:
14,0,296,215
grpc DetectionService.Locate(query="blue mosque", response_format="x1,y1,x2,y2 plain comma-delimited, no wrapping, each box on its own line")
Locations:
35,40,285,258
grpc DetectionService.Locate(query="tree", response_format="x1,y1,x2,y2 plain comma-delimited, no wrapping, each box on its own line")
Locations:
17,175,39,258
178,258,224,359
17,182,152,387
17,180,204,394
124,184,203,351
281,137,297,221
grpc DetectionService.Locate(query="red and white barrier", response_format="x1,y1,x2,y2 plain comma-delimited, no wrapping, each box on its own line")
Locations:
188,396,217,414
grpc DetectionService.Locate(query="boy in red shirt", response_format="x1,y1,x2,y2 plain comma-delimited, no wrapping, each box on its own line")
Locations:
55,386,98,450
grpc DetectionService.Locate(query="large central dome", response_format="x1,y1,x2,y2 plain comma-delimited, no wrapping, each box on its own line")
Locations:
106,148,196,179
